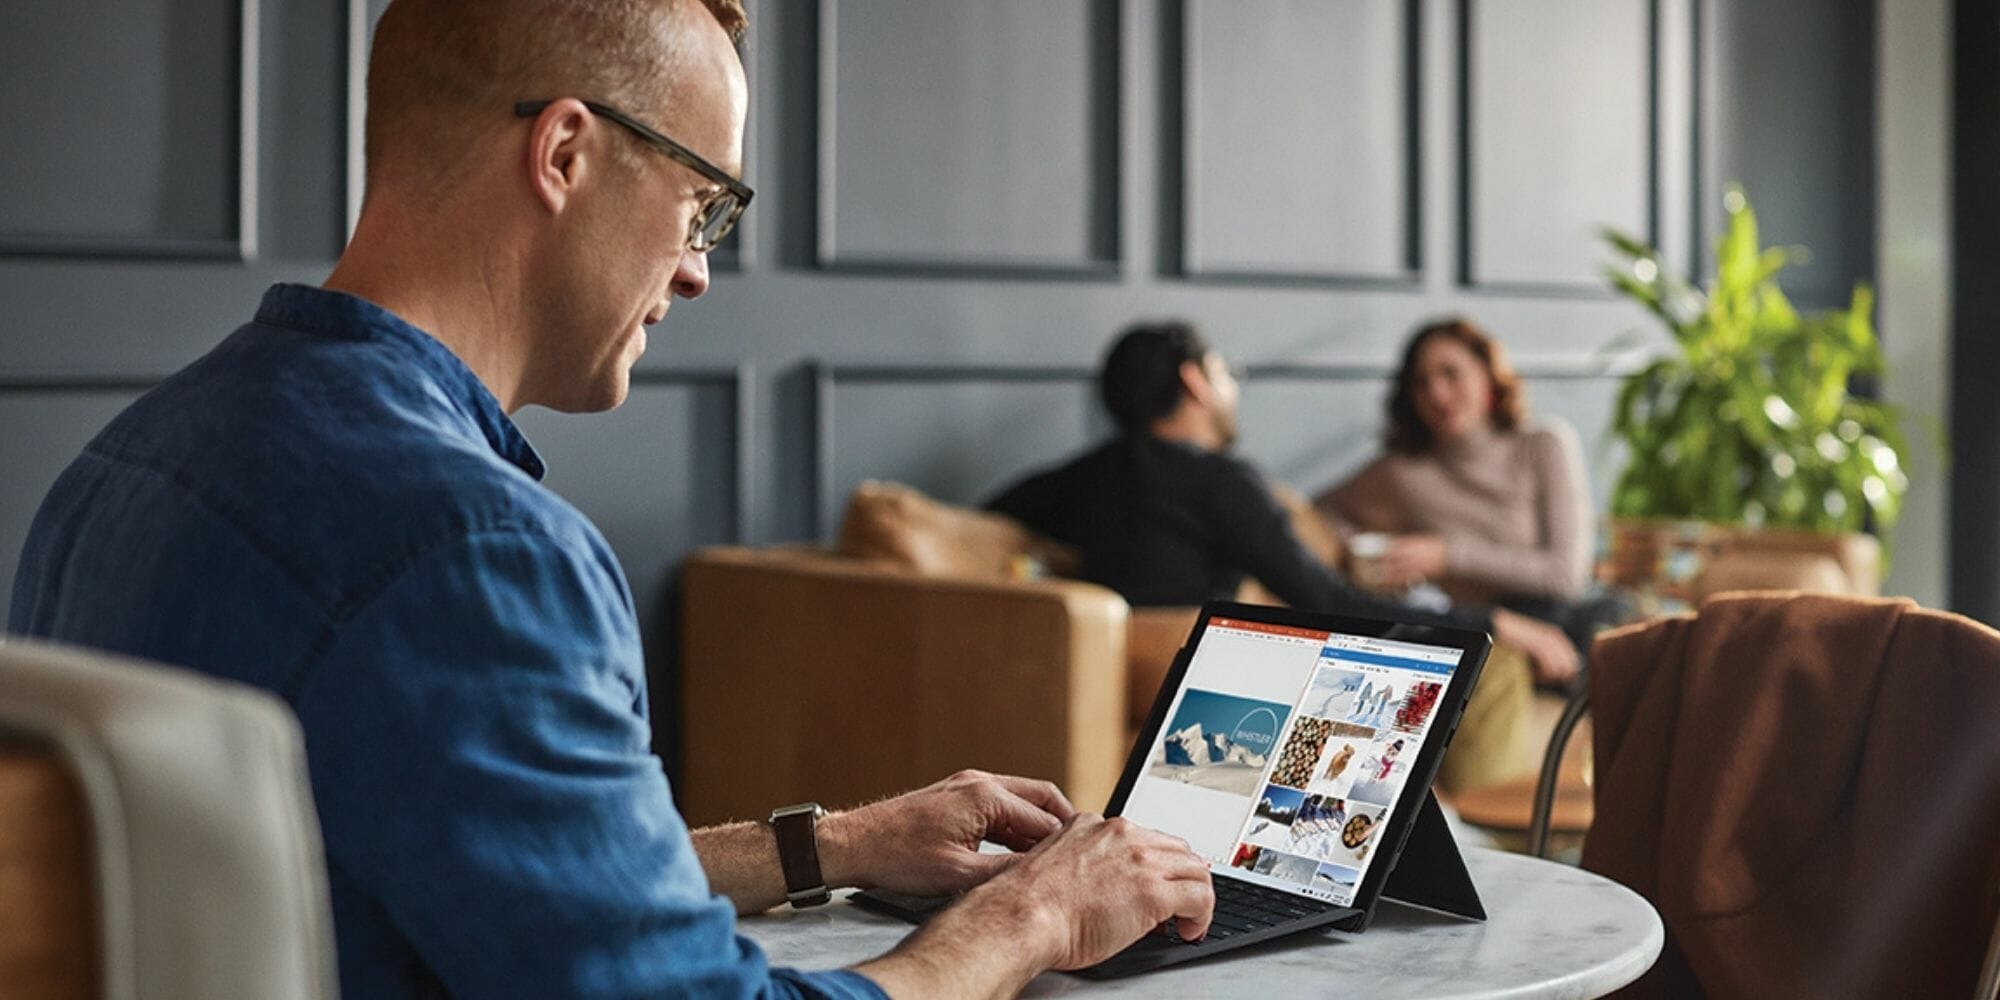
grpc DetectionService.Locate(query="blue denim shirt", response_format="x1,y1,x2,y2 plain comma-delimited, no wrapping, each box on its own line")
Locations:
9,284,884,1000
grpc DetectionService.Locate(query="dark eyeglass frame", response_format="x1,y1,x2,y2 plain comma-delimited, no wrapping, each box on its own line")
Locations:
513,98,752,251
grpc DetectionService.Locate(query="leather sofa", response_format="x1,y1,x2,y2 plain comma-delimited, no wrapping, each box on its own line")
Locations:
677,482,1156,827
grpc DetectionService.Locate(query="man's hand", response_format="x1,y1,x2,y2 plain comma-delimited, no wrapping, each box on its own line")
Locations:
976,813,1215,969
690,770,1074,914
855,814,1214,998
1491,608,1580,686
820,769,1076,897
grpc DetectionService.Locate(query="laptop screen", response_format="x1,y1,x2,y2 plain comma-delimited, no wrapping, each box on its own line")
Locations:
1118,615,1464,906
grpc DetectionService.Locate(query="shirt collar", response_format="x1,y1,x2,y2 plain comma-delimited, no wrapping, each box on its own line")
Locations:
253,283,547,480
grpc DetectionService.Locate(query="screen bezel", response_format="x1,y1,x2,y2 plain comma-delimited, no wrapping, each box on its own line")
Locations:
1104,600,1491,916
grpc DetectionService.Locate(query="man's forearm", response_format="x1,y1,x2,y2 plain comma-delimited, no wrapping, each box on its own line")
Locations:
689,820,788,913
692,817,1053,996
851,890,1055,1000
690,814,868,914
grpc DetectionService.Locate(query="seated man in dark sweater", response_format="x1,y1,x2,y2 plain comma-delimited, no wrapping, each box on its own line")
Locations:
987,322,1578,686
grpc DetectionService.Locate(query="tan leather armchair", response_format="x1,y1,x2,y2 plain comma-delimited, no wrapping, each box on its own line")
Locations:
678,545,1134,826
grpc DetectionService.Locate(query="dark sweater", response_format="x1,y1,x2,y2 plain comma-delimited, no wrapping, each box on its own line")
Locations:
986,435,1489,633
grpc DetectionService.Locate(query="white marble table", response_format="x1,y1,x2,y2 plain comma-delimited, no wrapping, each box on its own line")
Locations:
739,847,1663,999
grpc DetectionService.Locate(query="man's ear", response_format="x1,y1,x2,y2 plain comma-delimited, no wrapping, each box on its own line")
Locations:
1179,359,1214,406
523,99,593,215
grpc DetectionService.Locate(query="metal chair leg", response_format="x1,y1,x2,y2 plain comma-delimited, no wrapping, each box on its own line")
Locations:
1976,874,2000,1000
1526,684,1590,860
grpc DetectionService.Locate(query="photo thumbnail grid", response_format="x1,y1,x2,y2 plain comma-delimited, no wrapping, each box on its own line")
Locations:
1218,652,1455,896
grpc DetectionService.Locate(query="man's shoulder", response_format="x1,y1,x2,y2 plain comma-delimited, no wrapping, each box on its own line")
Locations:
75,332,599,612
1027,436,1265,491
996,438,1128,493
1168,440,1270,487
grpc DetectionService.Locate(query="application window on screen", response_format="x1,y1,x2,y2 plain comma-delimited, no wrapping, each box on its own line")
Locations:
1120,618,1461,906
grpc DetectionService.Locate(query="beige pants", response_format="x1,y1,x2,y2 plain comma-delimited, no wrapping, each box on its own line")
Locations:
1434,641,1537,795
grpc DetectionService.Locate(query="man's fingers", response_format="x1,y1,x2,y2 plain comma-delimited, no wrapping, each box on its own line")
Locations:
1538,646,1580,683
1019,811,1095,857
1138,846,1214,940
1127,837,1212,923
1163,879,1215,940
956,849,1018,883
985,788,1066,850
1527,628,1579,683
993,774,1076,822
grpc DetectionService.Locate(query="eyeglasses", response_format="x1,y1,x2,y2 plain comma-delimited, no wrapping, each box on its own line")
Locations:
514,99,753,252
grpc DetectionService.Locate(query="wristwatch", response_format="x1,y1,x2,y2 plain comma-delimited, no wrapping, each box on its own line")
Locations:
769,802,831,908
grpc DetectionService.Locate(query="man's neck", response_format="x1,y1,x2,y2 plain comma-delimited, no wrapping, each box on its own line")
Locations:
324,208,532,412
1147,409,1224,452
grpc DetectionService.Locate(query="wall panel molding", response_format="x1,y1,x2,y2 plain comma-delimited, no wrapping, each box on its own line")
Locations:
0,375,175,392
343,0,380,237
1694,0,1874,306
627,366,755,545
1178,0,1421,286
813,0,1121,278
1458,0,1663,294
0,0,259,261
811,363,1089,536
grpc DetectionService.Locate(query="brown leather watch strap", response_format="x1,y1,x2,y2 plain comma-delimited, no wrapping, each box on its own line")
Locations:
769,803,830,907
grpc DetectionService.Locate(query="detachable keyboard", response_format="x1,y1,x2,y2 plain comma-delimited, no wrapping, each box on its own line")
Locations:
851,874,1361,980
1200,875,1344,939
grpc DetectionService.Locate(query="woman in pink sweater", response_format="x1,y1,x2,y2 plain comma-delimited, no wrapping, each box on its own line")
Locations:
1316,318,1604,680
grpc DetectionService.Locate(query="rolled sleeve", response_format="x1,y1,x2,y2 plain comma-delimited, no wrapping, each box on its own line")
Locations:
294,526,883,999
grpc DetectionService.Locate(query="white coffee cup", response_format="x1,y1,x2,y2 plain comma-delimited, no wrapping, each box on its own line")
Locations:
1347,532,1393,591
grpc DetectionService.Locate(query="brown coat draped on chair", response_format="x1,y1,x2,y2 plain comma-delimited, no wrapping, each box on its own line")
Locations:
1582,593,2000,999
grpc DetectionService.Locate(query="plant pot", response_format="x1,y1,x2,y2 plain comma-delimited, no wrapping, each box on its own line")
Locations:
1600,517,1882,609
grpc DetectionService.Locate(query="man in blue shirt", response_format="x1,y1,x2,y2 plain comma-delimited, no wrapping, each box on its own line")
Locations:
8,1,1214,996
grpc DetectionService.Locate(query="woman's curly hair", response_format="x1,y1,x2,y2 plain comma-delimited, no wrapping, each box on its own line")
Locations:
1385,318,1526,454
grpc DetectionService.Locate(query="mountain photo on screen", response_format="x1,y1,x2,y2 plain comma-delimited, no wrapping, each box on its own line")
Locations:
1148,689,1291,798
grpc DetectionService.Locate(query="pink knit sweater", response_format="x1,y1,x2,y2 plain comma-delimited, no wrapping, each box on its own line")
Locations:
1312,419,1593,604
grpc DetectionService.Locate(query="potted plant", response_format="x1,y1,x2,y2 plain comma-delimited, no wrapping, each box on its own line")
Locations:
1597,187,1912,602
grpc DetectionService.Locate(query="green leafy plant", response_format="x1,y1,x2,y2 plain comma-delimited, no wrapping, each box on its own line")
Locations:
1602,187,1910,545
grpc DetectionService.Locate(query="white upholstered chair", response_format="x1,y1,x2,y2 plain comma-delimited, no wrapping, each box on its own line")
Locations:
0,639,337,1000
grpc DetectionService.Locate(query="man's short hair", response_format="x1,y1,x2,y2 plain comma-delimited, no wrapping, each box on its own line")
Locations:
1099,321,1210,434
363,0,747,196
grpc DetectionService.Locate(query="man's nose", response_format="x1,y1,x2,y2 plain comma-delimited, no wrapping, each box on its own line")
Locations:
671,244,711,300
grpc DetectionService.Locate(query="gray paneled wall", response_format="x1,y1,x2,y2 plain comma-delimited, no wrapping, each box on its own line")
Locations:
1,1,1894,641
814,367,1105,534
819,0,1120,272
1701,0,1875,305
0,390,150,590
1463,0,1657,290
1181,0,1414,281
0,0,252,257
